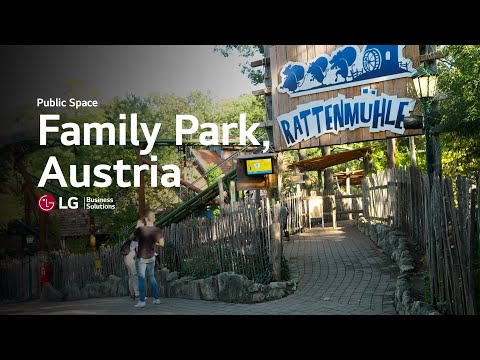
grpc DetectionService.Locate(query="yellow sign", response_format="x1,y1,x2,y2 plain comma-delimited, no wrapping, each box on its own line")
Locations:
95,259,101,270
246,158,273,175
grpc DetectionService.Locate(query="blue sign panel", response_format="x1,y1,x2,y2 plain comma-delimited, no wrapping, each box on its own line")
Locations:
278,45,415,97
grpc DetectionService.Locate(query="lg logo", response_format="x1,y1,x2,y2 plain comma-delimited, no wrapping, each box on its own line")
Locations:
38,194,56,212
38,195,79,212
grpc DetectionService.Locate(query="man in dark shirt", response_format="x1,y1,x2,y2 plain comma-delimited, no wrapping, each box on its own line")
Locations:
133,225,164,308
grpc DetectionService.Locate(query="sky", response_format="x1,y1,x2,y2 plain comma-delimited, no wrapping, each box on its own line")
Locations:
0,45,262,119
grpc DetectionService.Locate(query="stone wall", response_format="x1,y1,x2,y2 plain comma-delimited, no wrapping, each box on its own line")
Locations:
356,217,440,315
41,270,297,304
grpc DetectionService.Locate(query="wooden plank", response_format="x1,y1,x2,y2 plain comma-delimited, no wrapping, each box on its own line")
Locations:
250,57,270,68
252,87,272,96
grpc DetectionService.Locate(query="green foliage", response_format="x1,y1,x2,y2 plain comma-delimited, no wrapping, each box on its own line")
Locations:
437,45,480,176
213,45,265,85
206,163,223,186
212,94,265,132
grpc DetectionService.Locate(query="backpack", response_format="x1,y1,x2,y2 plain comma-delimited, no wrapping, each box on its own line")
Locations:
120,239,132,256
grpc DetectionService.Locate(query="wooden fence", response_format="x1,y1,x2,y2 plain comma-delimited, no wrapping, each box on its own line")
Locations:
362,167,479,315
0,254,41,302
280,193,304,235
51,244,127,290
335,192,363,220
157,199,274,283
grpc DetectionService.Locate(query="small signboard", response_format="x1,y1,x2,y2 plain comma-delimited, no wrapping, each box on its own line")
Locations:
289,173,305,183
308,197,324,228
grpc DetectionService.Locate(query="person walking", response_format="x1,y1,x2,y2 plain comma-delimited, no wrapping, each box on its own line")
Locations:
133,225,164,308
121,238,139,300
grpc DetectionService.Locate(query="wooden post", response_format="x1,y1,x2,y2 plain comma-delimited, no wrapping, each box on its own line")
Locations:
135,146,146,219
276,152,284,200
89,216,96,250
218,178,225,213
271,202,282,281
409,136,417,167
363,153,372,177
263,45,274,145
24,188,31,225
317,169,323,194
39,211,47,251
346,168,352,220
331,195,337,230
387,138,396,169
432,134,442,177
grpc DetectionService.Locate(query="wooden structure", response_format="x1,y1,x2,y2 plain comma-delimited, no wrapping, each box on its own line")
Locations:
334,169,364,186
288,147,372,172
268,45,424,152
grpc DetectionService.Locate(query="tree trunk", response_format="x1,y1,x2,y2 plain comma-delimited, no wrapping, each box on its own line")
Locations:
322,146,334,222
298,149,311,195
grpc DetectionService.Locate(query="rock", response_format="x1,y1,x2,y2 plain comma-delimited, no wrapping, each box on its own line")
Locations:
199,276,218,301
243,279,254,289
248,283,263,293
217,272,247,303
115,277,129,297
40,283,63,302
168,276,201,300
63,283,85,301
395,277,409,304
251,292,265,303
166,271,179,282
107,275,121,296
266,288,285,301
269,282,287,290
400,264,415,273
80,287,89,299
83,283,102,298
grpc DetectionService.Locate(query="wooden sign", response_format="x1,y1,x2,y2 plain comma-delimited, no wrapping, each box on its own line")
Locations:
289,173,304,183
270,45,424,151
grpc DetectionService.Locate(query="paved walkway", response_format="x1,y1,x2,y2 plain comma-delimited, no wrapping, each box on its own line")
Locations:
0,222,398,315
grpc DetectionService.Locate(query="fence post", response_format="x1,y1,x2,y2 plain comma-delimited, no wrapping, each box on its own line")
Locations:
271,202,282,281
218,178,225,214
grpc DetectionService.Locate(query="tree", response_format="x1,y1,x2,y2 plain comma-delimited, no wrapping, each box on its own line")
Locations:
214,46,264,85
437,45,480,176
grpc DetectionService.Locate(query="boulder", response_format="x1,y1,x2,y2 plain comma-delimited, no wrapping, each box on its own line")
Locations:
168,277,200,300
166,271,179,282
63,283,86,301
269,282,287,290
251,292,265,303
83,283,102,298
265,288,285,301
199,276,218,301
217,272,247,303
40,283,63,302
247,283,263,293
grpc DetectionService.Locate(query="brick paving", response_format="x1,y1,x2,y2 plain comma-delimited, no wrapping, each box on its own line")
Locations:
0,221,398,315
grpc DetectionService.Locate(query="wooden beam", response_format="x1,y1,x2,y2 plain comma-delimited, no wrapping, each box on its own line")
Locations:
250,57,270,68
257,120,274,128
252,87,272,96
419,51,446,62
